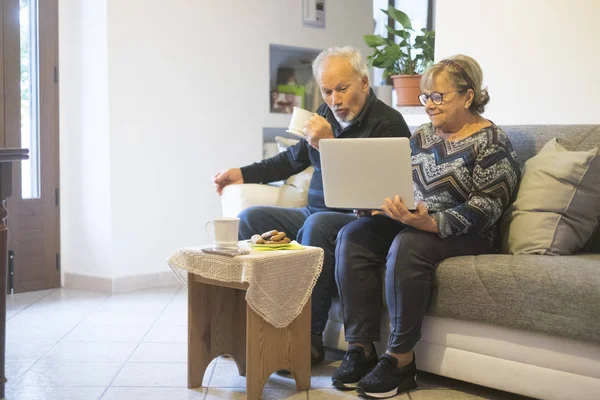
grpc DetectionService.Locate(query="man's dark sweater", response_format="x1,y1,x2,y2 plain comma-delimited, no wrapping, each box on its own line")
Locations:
240,89,412,211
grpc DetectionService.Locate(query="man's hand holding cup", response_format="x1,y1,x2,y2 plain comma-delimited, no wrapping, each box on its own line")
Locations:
286,107,334,150
304,114,334,150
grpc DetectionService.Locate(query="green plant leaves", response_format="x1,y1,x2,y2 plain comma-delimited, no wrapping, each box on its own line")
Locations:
363,34,388,48
385,26,412,40
365,5,435,76
376,45,403,68
382,6,412,30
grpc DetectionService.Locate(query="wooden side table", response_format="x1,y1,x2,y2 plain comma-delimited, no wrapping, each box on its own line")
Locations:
187,273,311,400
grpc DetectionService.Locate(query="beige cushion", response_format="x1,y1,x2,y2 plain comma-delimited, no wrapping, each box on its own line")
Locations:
501,138,600,255
275,136,300,152
274,135,314,195
221,184,280,217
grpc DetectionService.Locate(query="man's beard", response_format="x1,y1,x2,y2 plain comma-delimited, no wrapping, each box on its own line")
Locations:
333,109,355,124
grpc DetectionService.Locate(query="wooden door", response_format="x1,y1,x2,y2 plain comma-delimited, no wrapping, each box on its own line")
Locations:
3,0,60,293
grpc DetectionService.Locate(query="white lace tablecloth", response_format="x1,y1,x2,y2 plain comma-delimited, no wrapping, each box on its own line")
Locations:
167,242,324,328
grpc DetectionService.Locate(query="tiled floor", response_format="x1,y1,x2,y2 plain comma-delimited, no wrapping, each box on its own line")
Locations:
5,286,531,400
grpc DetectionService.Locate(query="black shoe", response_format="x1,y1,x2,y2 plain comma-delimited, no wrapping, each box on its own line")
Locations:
311,333,325,366
356,353,417,398
332,344,378,390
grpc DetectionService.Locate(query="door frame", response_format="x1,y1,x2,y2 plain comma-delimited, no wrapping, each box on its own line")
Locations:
4,0,60,293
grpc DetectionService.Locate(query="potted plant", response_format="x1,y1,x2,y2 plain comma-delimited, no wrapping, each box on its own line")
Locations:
364,5,435,106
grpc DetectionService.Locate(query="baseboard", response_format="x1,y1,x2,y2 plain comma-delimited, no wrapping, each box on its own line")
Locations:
63,271,181,293
62,272,113,292
112,271,180,293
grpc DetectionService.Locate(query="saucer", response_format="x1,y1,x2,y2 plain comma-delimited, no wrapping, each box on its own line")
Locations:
286,129,306,138
212,242,239,249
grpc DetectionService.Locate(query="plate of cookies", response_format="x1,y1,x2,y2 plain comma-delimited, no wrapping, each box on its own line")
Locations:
250,230,303,250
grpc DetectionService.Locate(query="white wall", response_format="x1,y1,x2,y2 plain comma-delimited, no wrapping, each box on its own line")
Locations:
106,0,372,278
59,0,113,279
435,0,600,124
60,0,373,284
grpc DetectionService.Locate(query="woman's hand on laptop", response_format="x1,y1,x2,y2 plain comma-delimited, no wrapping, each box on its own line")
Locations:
303,115,334,150
382,196,440,233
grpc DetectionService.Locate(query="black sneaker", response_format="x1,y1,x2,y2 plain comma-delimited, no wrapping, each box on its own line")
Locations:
311,333,325,366
332,344,378,390
356,353,417,398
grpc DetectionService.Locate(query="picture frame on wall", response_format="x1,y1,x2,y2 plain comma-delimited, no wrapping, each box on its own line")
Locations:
303,0,325,28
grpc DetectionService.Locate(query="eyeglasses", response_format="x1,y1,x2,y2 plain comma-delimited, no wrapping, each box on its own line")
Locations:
418,91,464,106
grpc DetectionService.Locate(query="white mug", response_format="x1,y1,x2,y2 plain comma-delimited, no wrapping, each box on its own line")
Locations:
286,107,314,138
205,217,240,248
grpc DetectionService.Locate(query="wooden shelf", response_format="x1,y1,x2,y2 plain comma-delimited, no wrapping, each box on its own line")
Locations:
269,44,321,115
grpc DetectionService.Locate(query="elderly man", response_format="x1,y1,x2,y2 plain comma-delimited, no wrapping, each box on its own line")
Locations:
213,46,411,365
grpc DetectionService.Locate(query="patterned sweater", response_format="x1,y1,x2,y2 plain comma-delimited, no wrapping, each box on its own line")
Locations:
411,123,521,240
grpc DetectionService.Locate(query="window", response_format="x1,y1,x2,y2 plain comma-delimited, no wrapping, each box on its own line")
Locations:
371,0,434,85
20,0,41,199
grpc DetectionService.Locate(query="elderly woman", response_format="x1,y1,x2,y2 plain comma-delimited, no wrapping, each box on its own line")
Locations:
331,55,521,398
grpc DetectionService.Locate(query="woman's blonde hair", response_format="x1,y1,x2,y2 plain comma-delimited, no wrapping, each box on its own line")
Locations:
421,54,490,114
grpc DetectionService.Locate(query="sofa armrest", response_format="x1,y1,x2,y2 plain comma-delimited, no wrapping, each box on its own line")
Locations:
221,184,281,217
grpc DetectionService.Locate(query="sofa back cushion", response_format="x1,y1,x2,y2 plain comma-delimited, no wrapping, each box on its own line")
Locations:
501,125,600,166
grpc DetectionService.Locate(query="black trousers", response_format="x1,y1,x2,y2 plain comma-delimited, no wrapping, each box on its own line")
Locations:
335,215,494,353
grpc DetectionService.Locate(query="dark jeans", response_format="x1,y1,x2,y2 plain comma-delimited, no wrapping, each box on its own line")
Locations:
335,215,494,353
238,206,356,335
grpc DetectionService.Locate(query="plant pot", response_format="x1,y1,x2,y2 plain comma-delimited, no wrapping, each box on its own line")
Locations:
391,74,422,106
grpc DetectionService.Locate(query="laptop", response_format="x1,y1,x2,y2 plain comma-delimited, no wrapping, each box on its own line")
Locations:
319,137,415,210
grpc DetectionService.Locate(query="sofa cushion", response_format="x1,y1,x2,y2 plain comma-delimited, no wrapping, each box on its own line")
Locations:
500,138,600,255
221,184,280,217
274,136,314,197
427,253,600,344
275,136,300,152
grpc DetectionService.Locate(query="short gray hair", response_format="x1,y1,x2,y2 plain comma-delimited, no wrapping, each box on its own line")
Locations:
312,46,369,81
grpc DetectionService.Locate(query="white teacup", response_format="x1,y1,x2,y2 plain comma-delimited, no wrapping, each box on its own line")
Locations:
286,107,314,138
205,217,240,248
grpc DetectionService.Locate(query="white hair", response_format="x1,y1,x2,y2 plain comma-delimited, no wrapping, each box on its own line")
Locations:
312,46,369,81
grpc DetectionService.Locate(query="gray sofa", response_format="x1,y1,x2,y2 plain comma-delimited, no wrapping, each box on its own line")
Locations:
221,125,600,400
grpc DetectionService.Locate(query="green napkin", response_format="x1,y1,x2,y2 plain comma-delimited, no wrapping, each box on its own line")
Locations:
250,241,305,251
